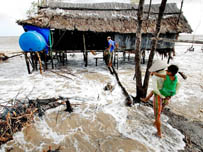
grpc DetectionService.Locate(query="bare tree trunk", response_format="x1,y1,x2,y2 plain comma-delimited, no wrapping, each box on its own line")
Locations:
134,0,145,99
143,0,168,96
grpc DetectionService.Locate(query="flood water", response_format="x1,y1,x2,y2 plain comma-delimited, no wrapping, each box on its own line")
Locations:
0,36,203,152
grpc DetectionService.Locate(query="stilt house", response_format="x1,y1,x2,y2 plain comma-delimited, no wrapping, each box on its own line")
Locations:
17,2,192,73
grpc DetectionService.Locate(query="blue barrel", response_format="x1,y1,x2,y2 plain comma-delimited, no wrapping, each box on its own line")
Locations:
19,31,46,52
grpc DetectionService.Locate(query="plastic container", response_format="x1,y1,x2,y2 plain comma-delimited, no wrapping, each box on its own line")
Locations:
19,31,46,52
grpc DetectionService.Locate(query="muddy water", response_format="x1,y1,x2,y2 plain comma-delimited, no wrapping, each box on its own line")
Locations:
1,39,203,151
3,105,149,152
0,59,186,151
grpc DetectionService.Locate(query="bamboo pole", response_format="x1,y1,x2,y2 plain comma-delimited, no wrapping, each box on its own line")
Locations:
36,52,43,74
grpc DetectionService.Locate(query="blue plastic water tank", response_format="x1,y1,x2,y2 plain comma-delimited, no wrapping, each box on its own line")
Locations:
19,31,46,52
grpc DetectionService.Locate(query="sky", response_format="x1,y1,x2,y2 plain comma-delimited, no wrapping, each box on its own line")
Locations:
0,0,203,36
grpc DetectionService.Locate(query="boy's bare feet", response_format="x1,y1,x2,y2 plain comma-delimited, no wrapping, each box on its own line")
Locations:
153,132,162,138
157,131,162,138
140,98,148,102
153,121,156,127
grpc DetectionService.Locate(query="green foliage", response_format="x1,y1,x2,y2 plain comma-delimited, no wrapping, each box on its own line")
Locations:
26,1,38,17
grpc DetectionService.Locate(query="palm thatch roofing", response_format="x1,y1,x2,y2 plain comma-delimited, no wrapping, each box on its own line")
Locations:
17,2,192,34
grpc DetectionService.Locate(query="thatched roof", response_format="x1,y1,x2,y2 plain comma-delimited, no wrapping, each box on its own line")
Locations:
17,2,192,34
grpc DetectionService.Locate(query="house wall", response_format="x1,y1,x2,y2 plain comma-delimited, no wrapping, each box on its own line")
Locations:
52,29,176,51
52,30,112,51
115,33,176,50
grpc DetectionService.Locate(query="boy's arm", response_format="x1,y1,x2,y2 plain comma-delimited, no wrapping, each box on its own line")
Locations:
152,72,166,79
152,76,166,98
175,82,181,94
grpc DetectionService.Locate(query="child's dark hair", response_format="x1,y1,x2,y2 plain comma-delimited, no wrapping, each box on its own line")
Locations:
167,65,179,76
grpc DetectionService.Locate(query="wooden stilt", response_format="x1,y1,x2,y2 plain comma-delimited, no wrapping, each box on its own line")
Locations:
167,50,172,64
49,31,54,69
82,50,85,61
44,51,48,70
62,51,65,66
24,52,31,74
34,53,38,71
27,54,33,70
36,52,43,74
30,52,35,71
83,34,88,67
50,50,54,69
141,49,146,64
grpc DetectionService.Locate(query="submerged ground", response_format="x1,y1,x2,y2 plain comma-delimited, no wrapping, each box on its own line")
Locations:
0,38,203,151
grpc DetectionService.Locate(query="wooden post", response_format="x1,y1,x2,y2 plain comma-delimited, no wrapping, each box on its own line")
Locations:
36,52,43,74
62,51,65,66
44,52,48,70
141,49,145,64
167,49,172,64
34,53,38,71
49,31,54,69
83,34,88,67
24,53,31,74
30,52,35,70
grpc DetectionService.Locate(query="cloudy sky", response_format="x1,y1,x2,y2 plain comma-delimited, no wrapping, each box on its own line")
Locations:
0,0,203,36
